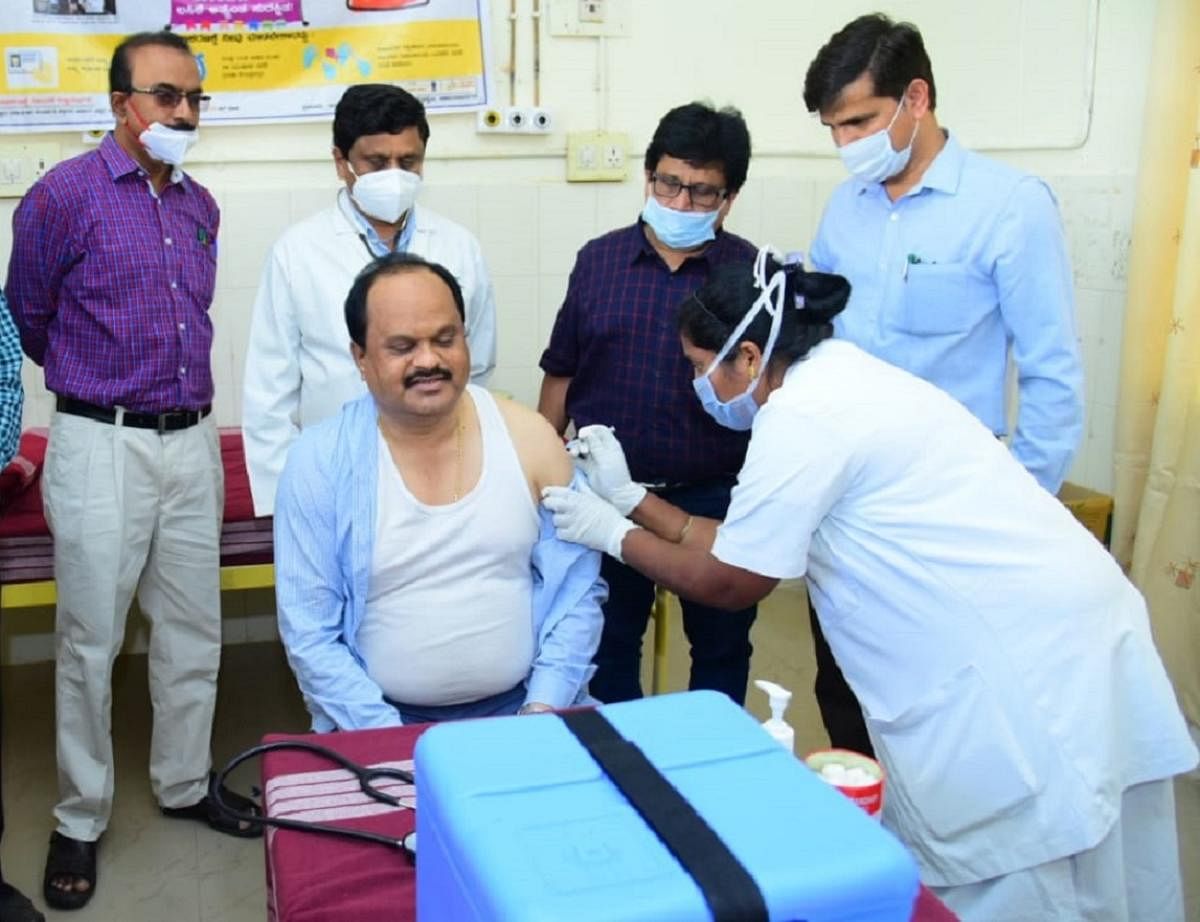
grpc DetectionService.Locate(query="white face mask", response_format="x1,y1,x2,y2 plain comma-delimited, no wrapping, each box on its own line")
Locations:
837,97,917,184
139,122,198,167
349,166,422,224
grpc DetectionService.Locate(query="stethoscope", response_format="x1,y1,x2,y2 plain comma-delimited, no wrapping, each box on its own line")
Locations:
211,740,419,860
337,188,407,262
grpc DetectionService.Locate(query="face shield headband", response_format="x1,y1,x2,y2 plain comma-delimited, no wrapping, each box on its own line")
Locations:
692,246,794,431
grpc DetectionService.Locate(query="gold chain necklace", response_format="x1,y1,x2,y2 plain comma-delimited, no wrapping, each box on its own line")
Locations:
450,409,464,502
378,408,465,503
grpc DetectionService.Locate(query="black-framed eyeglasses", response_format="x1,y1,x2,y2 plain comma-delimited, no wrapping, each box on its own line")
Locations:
651,173,726,208
127,85,211,112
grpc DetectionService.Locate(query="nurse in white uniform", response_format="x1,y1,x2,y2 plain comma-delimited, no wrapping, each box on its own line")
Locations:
542,248,1198,921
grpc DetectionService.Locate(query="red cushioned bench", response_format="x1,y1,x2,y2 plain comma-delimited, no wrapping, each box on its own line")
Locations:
0,427,274,610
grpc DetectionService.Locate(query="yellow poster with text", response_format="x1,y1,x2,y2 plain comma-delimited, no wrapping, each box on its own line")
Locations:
1,21,482,95
197,20,481,91
0,4,491,131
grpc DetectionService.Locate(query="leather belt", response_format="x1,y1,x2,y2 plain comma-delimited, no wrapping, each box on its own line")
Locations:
55,396,212,433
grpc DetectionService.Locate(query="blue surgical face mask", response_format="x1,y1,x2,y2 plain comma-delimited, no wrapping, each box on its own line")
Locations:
837,97,917,184
692,247,788,431
693,374,761,431
641,195,721,250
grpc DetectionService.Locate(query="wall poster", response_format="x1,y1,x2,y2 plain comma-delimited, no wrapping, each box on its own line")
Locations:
1,0,492,132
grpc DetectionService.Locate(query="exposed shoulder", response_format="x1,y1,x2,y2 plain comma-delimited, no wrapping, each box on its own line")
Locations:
492,393,572,491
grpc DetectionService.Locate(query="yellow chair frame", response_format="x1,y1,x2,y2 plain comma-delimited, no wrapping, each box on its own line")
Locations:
1,563,275,609
651,586,671,695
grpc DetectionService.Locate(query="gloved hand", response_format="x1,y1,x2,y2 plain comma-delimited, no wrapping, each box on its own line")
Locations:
541,485,636,562
566,425,646,516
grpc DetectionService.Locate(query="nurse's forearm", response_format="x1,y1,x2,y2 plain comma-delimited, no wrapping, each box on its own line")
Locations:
619,528,774,611
629,492,719,551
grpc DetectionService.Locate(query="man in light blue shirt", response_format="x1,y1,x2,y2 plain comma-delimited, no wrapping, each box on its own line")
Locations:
806,14,1083,491
801,14,1084,755
274,253,605,731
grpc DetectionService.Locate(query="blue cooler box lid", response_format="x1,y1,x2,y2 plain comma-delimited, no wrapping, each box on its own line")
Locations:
415,690,919,921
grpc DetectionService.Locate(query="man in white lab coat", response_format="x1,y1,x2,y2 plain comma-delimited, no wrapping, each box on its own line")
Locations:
243,83,497,515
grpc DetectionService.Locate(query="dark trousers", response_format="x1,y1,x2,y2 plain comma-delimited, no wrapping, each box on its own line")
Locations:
808,598,874,755
386,682,525,724
590,478,757,706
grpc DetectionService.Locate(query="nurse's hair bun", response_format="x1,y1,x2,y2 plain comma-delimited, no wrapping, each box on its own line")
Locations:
765,253,851,324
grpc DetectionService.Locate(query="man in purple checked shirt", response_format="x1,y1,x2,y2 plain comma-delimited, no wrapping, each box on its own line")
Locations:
538,102,759,706
5,31,259,912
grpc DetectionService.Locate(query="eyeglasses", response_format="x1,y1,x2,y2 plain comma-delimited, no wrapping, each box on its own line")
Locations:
651,173,727,208
127,85,211,112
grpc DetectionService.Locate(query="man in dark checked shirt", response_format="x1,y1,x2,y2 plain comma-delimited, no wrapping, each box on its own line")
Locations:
538,102,758,705
5,31,259,912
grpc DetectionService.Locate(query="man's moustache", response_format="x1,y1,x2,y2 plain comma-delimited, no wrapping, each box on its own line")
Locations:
404,368,452,387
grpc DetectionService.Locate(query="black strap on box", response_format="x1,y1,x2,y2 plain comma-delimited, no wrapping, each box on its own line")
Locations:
559,708,769,922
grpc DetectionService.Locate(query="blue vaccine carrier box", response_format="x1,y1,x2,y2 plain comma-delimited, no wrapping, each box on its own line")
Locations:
414,691,919,921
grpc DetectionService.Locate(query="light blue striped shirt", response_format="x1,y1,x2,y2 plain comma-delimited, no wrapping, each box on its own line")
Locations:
339,188,418,258
810,133,1083,492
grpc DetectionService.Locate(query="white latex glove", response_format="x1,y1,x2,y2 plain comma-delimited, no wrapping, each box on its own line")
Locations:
566,424,646,515
541,485,636,562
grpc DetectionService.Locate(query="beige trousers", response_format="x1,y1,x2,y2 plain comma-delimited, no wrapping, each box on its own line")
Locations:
43,411,224,841
932,778,1185,922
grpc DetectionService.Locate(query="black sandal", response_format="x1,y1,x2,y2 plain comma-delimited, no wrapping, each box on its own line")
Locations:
161,774,263,839
42,831,97,911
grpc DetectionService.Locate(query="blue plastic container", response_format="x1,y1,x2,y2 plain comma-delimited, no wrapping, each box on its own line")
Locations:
415,691,919,921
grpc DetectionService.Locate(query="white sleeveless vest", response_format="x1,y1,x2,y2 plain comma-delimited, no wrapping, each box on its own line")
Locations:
356,386,538,706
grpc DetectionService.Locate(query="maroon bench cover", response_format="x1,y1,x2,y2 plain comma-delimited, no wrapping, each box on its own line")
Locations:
0,427,273,588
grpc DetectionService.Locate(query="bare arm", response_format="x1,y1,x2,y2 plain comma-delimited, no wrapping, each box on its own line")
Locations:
628,490,721,551
537,374,571,436
496,392,573,501
496,395,601,713
625,491,776,610
621,526,778,612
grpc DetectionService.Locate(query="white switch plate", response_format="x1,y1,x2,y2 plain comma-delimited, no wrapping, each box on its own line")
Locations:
567,131,628,182
579,0,605,23
547,0,628,36
0,142,60,198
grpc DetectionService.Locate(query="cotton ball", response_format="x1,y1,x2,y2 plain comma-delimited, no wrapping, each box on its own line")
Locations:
819,763,847,782
842,767,877,787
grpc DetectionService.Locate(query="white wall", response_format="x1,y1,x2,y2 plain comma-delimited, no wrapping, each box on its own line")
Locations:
0,0,1152,492
0,0,1156,659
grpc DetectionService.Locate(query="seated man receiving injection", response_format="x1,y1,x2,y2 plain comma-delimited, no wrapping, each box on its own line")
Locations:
273,253,605,729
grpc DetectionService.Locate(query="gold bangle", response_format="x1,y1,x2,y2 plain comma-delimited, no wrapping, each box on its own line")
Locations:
677,515,694,544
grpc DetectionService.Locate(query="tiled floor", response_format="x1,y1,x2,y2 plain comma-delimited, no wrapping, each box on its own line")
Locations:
3,582,1197,920
1,638,309,922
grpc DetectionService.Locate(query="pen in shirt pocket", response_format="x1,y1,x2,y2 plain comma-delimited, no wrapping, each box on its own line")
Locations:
901,253,932,281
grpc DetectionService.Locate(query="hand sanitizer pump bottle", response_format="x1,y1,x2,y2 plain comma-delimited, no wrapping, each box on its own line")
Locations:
754,679,795,755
